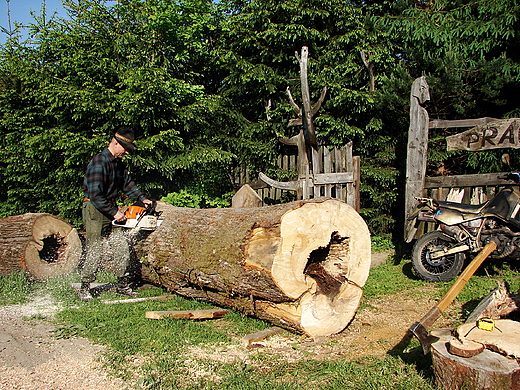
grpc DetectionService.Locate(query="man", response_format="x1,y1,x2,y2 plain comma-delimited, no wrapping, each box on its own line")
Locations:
80,127,152,302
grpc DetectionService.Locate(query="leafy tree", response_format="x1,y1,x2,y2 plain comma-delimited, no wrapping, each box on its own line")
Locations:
214,0,404,234
0,0,243,224
380,0,520,176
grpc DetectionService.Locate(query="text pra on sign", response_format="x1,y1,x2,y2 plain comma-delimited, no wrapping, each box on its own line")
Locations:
446,118,520,152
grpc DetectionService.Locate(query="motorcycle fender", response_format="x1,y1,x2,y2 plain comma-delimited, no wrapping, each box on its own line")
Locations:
434,208,466,225
430,244,470,259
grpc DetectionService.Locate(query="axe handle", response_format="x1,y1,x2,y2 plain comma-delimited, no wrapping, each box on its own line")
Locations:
418,241,497,329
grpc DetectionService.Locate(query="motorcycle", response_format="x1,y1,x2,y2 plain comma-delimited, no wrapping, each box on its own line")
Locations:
406,173,520,282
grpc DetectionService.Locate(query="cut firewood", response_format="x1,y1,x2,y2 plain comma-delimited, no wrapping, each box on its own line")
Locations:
456,319,520,359
242,327,284,347
0,213,81,281
145,309,229,320
136,198,371,337
447,338,485,358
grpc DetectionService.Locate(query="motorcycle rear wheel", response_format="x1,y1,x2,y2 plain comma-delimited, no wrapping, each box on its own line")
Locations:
412,231,465,282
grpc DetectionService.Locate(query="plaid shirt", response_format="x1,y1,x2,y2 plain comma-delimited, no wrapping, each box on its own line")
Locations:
82,148,147,217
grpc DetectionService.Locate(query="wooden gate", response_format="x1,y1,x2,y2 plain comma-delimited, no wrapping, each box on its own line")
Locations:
254,142,360,210
405,76,519,239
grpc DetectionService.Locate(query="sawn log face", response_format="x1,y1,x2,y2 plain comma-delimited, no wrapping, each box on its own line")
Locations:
137,198,371,337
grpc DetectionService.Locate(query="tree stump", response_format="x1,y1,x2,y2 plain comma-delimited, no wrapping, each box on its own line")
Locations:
0,213,82,281
432,338,520,390
137,197,371,337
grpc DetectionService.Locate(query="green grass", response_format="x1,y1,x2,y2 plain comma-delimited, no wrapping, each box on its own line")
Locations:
2,256,519,390
0,272,35,305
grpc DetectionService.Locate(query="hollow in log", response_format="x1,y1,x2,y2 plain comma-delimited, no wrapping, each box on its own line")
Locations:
0,213,82,281
137,198,371,337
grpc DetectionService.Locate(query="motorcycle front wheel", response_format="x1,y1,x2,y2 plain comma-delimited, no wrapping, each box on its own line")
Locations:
412,231,465,282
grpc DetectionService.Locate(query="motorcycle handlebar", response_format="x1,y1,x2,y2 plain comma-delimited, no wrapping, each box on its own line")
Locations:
502,172,520,183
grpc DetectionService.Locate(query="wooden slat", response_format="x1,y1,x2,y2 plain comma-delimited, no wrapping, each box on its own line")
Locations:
323,146,332,197
313,172,354,185
424,172,510,188
242,327,284,347
145,309,229,320
429,117,499,129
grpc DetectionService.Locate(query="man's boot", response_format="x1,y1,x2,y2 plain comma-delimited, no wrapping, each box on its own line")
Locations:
78,282,93,302
116,277,139,297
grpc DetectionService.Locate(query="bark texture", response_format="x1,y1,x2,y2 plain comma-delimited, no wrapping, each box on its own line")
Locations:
0,213,82,280
137,197,371,337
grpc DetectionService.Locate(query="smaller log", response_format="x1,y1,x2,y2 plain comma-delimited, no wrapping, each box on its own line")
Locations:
103,295,176,305
145,309,229,320
0,213,81,280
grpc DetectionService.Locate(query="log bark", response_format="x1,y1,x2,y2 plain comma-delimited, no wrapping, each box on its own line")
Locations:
0,213,82,281
137,197,371,337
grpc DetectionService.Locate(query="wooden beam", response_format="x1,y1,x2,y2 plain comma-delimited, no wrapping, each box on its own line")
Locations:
424,172,511,189
103,294,177,305
429,117,499,129
313,172,354,185
145,309,229,320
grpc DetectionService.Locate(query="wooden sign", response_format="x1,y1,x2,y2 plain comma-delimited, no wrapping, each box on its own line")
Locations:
446,118,520,151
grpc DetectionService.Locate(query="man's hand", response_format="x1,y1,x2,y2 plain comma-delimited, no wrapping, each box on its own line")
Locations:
114,210,127,222
143,199,153,206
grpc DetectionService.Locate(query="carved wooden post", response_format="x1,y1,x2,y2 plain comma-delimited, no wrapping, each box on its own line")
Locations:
272,46,327,199
405,76,430,239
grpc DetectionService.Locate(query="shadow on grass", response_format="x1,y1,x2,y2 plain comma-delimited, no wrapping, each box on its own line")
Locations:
386,329,436,383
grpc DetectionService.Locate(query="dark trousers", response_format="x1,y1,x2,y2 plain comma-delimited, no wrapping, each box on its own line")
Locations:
81,201,130,283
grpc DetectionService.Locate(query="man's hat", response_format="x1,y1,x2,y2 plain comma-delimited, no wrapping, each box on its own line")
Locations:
114,127,136,151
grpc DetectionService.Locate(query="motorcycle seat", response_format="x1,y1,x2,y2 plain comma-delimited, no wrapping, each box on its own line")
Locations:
436,200,488,213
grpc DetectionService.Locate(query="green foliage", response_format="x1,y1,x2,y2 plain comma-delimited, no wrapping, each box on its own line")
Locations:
161,189,231,208
0,0,518,238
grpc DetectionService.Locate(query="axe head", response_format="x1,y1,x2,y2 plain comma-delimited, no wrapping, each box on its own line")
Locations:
409,322,439,355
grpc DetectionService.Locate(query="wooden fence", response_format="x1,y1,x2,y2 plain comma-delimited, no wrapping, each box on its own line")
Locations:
233,142,360,210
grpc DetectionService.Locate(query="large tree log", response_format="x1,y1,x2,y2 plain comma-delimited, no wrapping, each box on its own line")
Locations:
0,213,82,281
137,197,371,337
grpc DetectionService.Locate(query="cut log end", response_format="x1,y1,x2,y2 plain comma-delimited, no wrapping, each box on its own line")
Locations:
271,199,371,336
0,213,82,280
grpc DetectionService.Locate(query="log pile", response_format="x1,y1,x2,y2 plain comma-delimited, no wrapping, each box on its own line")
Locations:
0,213,82,281
137,197,371,337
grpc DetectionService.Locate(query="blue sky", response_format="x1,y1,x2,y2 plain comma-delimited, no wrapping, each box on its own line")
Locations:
0,0,67,32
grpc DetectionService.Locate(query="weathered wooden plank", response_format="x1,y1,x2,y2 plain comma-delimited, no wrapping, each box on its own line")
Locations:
103,295,177,305
242,327,284,347
145,309,229,320
405,77,430,238
424,172,510,188
313,172,354,185
323,147,332,197
429,117,499,129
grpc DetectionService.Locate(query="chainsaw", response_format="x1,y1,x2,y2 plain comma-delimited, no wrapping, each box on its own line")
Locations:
112,200,163,232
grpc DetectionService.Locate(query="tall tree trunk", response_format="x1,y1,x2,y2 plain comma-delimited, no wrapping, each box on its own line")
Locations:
137,198,371,337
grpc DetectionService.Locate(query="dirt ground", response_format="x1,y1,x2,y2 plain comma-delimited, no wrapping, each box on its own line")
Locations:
0,253,461,390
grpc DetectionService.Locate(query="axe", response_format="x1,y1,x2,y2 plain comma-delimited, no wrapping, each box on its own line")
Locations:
410,240,497,354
